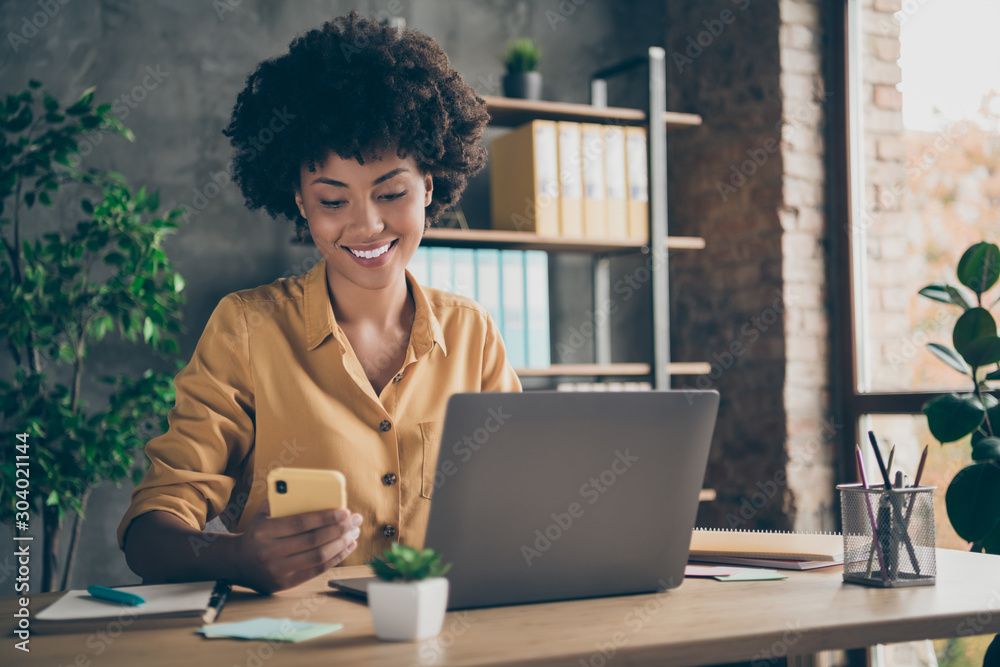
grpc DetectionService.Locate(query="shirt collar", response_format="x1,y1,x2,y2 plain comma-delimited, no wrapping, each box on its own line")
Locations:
304,257,447,357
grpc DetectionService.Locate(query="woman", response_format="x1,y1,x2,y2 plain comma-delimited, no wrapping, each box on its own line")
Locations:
118,11,521,594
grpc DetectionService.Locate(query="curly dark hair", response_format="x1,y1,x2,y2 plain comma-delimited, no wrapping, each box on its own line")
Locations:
222,10,489,235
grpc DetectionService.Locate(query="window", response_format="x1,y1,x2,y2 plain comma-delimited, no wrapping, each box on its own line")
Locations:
834,1,999,665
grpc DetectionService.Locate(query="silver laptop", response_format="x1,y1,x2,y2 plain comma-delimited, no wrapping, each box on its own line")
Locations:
329,389,719,610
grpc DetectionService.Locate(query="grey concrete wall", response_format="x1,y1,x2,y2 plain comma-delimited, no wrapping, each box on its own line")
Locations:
0,0,670,593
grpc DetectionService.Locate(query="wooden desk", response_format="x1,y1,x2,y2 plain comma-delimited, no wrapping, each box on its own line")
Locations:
4,549,999,666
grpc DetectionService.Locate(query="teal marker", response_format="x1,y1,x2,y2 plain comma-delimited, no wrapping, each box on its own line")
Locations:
87,585,145,606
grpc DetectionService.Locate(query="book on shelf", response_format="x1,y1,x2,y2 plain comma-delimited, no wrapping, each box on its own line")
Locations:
451,248,476,300
689,528,844,568
557,381,653,392
409,245,430,285
524,250,550,368
580,122,608,239
603,124,630,240
556,121,584,238
489,119,560,236
428,246,453,293
474,248,503,332
499,249,527,368
625,126,650,244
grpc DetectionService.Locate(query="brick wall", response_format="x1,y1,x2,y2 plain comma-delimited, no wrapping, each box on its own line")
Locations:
858,0,912,393
666,0,837,531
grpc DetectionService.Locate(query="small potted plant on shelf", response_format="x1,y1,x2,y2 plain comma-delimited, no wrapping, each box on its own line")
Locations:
918,241,1000,554
367,543,452,641
502,38,542,100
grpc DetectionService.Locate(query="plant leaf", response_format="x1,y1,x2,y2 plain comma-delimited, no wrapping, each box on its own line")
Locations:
983,519,1000,555
926,343,971,376
972,437,1000,462
923,393,985,443
962,336,1000,369
953,308,997,357
919,284,971,309
945,462,1000,542
957,242,1000,295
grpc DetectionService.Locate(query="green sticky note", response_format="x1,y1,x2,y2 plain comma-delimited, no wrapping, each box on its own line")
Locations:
198,617,343,642
266,623,344,643
713,569,788,582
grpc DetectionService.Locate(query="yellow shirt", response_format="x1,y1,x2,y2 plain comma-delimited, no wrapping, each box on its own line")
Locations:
117,256,522,567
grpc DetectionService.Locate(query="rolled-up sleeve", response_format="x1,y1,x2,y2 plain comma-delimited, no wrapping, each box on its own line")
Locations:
117,294,256,551
481,312,522,393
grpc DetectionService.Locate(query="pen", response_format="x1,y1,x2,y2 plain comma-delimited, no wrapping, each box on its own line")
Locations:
867,431,894,491
856,446,888,582
87,585,145,606
886,446,895,478
202,579,232,625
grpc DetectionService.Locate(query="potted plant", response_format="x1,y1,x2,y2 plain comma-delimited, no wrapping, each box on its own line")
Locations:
367,543,452,641
502,38,542,100
0,80,186,591
918,241,1000,554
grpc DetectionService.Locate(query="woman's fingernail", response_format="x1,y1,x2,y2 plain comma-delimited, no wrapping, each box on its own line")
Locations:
350,515,363,527
347,541,357,551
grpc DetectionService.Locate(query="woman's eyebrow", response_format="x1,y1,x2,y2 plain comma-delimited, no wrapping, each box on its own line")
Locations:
309,167,408,188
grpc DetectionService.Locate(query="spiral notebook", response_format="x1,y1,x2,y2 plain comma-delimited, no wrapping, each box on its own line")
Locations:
33,581,217,634
689,528,843,570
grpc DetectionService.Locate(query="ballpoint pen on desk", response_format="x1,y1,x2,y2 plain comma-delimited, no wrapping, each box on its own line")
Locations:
202,580,232,625
856,445,889,582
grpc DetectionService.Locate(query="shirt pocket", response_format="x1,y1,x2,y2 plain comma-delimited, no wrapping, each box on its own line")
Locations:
419,421,444,499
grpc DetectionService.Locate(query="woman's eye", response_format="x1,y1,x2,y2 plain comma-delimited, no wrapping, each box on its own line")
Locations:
381,191,407,201
320,200,345,208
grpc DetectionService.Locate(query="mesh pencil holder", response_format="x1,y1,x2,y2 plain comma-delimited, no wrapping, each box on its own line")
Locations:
837,483,937,588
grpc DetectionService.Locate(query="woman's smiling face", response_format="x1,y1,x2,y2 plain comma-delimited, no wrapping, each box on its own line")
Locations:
294,149,432,293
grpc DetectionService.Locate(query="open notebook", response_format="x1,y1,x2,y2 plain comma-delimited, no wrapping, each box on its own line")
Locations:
689,528,844,570
34,581,217,634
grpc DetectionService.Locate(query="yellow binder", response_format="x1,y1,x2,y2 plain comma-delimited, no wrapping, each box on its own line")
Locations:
603,125,629,239
556,121,584,238
489,120,560,236
625,126,649,244
580,123,608,239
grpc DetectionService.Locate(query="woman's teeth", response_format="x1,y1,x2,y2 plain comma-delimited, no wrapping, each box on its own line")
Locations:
349,241,392,259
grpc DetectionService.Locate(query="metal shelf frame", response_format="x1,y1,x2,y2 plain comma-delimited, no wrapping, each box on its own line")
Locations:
589,47,671,390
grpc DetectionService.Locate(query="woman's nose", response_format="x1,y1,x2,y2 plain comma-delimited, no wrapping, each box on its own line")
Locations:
350,198,384,236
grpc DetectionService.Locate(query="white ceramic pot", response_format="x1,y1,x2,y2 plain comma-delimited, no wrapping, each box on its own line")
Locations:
367,576,449,641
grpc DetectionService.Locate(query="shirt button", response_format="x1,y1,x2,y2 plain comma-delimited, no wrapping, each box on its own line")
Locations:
382,473,398,486
383,524,397,538
379,420,392,432
393,373,403,383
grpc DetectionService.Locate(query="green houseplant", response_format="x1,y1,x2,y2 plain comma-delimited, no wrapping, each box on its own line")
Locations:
919,241,1000,554
367,543,451,641
0,80,187,591
502,38,542,100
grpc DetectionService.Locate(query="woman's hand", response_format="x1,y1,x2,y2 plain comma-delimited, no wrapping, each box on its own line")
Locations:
231,500,363,594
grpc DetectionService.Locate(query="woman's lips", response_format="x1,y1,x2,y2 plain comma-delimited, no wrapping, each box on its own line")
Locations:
342,238,398,267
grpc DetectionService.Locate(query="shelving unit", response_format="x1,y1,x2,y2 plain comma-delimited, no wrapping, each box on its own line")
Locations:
483,47,706,386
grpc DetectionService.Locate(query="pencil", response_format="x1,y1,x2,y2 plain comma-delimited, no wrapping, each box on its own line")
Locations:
856,445,889,582
867,431,893,490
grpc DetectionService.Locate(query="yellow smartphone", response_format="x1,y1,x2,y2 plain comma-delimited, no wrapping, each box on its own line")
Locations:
266,467,347,518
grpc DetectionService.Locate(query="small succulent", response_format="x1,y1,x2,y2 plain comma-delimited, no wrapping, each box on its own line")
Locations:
368,543,452,582
503,38,541,74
